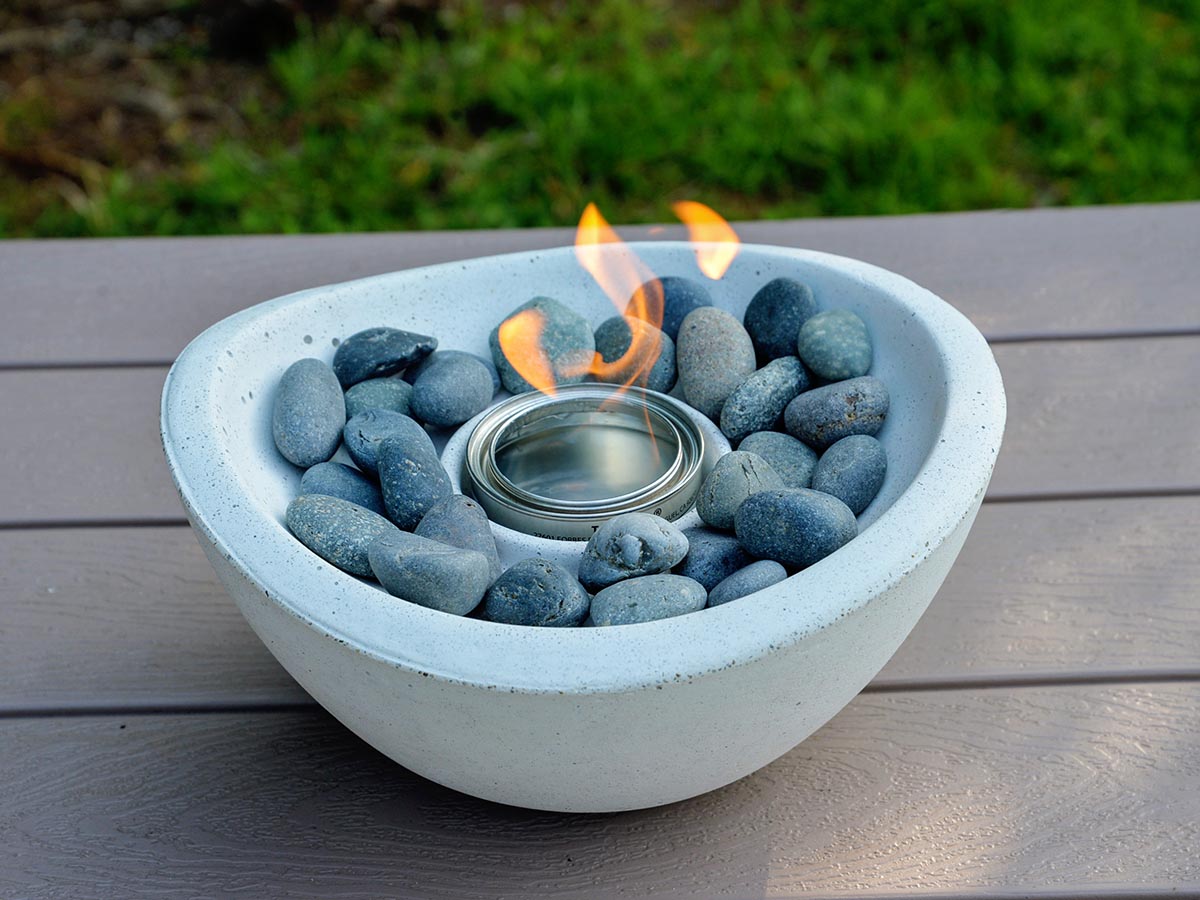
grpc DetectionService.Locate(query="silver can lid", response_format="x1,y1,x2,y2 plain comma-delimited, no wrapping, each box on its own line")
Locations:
464,384,707,540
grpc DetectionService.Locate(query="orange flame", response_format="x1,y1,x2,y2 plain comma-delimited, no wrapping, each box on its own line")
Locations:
497,204,664,396
672,201,740,279
495,201,739,399
496,308,556,394
573,202,664,391
574,202,660,323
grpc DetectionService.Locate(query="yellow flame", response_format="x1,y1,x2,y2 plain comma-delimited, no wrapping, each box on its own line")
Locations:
497,201,738,401
574,203,658,313
496,308,557,395
672,200,740,279
574,203,663,390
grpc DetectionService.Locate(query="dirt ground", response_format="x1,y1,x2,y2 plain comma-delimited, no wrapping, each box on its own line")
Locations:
0,0,429,218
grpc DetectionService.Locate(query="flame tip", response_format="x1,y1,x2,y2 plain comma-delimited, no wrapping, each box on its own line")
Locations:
673,201,740,279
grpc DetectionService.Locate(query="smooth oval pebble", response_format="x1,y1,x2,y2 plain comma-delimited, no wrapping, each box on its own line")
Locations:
286,493,400,578
737,431,818,490
707,560,788,607
272,358,345,467
377,432,454,529
332,327,437,388
719,356,810,442
368,530,490,616
796,309,873,381
343,377,413,419
415,494,502,582
590,574,707,626
696,451,785,531
577,512,689,593
624,276,712,341
743,278,818,361
676,307,757,420
406,350,501,394
489,297,595,394
482,558,591,627
299,462,385,515
675,526,752,592
593,316,677,393
343,409,427,475
812,434,888,516
411,353,495,428
735,488,858,568
783,376,890,450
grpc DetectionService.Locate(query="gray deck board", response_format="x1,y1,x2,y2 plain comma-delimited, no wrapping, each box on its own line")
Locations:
0,336,1196,526
2,685,1197,899
2,203,1198,368
985,335,1200,499
2,205,1198,897
2,496,1198,713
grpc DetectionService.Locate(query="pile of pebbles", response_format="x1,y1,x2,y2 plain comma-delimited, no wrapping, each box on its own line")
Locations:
271,274,889,627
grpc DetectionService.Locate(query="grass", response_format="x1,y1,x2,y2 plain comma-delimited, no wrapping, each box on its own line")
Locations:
4,0,1200,236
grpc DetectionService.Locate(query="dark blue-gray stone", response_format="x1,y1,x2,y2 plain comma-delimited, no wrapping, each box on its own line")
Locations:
410,352,495,428
332,327,437,388
812,434,888,516
286,493,401,578
624,276,712,341
343,377,413,419
488,297,595,394
367,530,490,616
743,278,818,362
376,431,453,529
707,560,788,607
676,307,757,420
675,527,752,592
578,512,689,593
299,462,385,516
482,558,591,627
796,309,873,381
735,488,857,568
590,574,707,626
593,316,676,393
272,358,345,467
783,376,889,450
343,409,426,475
737,431,818,490
415,494,501,582
719,356,810,442
406,350,501,394
696,451,785,531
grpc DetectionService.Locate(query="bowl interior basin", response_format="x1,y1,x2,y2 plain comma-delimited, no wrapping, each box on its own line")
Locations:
162,241,1005,695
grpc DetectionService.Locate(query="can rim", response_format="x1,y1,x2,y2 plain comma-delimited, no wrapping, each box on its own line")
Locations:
488,391,686,508
463,384,707,540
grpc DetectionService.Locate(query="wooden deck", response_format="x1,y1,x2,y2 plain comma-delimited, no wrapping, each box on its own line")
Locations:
2,203,1198,898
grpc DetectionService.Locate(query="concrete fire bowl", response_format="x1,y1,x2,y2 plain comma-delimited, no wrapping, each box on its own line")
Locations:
161,242,1005,812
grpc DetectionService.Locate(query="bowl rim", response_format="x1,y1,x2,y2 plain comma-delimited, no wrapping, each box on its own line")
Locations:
161,241,1006,695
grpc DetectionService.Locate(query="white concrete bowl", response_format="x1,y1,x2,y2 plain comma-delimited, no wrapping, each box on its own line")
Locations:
161,242,1005,812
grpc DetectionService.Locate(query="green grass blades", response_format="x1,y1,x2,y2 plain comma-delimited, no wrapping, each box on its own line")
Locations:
4,0,1199,236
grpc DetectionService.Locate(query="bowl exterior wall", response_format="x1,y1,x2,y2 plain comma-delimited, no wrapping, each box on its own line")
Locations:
192,498,980,812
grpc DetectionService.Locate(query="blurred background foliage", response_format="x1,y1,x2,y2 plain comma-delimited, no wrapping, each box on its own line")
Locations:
1,0,1198,236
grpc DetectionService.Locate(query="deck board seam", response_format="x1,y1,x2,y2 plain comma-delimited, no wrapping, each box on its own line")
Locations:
6,488,1200,531
1,327,1199,373
985,326,1200,343
767,891,1199,900
3,674,1199,721
985,486,1200,503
